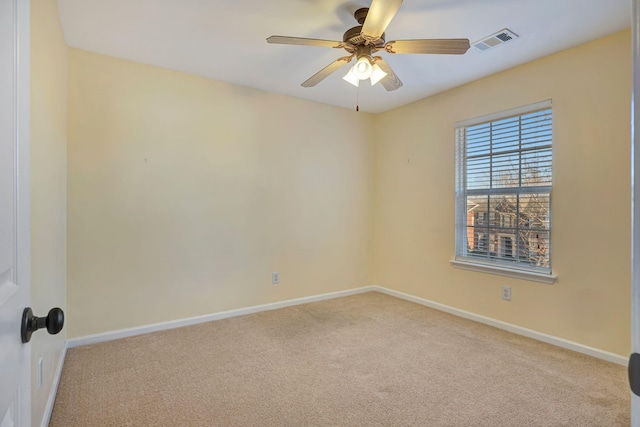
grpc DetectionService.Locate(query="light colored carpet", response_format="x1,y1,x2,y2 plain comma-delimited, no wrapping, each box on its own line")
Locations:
50,292,630,426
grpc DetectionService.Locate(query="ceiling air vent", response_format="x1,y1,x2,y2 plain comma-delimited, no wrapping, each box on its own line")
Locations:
472,29,519,51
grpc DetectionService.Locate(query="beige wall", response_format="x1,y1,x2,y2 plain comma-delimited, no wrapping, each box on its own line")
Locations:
67,31,632,357
30,0,67,424
373,30,632,356
67,49,375,337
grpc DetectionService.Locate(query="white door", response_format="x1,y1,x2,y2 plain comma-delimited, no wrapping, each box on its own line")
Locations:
0,0,31,426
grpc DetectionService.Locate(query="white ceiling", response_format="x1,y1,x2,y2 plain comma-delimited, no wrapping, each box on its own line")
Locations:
57,0,631,113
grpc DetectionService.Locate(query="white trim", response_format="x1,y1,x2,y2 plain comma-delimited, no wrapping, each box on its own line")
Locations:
15,0,32,425
455,99,552,128
632,0,640,422
65,285,626,367
67,287,376,348
41,343,67,427
371,286,627,366
450,259,556,284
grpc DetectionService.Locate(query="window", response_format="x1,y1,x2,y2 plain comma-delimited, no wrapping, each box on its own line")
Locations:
454,100,553,277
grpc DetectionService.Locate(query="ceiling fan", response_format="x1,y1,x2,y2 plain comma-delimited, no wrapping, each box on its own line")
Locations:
266,0,470,91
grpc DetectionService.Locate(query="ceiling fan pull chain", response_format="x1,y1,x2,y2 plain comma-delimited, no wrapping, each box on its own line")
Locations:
356,85,360,112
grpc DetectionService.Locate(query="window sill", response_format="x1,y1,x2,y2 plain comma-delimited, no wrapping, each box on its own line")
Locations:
449,259,556,284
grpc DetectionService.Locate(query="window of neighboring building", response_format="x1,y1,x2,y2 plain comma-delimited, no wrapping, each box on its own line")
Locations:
454,100,553,276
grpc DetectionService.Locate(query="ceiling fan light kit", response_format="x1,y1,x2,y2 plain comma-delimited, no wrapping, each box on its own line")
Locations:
342,57,388,87
266,0,471,92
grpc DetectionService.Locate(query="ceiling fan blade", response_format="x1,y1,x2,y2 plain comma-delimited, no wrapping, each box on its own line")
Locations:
384,39,470,55
373,57,403,91
361,0,403,41
301,56,353,88
267,36,346,49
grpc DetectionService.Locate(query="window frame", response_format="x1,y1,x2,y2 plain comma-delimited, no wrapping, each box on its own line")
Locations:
452,100,556,284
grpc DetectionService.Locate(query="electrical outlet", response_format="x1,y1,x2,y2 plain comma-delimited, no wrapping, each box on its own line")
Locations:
272,272,279,285
501,286,511,301
38,357,44,389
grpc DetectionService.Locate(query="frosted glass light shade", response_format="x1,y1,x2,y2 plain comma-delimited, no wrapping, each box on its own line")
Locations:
342,66,359,87
354,57,373,80
370,64,387,86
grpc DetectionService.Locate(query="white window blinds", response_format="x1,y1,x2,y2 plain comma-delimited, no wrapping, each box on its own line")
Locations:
455,101,553,274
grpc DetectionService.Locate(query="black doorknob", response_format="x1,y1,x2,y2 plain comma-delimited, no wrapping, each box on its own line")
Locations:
21,307,64,343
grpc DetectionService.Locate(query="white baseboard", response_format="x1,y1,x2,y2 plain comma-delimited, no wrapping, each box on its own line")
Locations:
67,286,376,348
41,341,68,427
66,284,627,367
371,285,628,366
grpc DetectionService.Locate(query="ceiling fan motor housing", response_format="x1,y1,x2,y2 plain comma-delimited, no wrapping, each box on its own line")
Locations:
343,8,385,47
343,26,385,46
